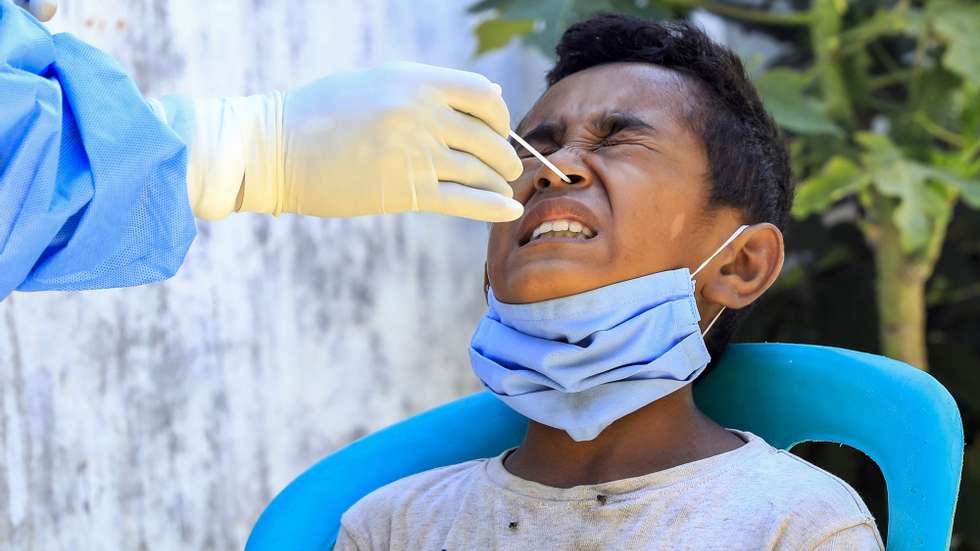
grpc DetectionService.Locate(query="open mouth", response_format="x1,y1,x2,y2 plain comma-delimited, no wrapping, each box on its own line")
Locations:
520,218,598,247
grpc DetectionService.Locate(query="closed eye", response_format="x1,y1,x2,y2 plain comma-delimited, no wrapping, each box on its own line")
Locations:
511,121,565,159
597,136,658,153
517,145,559,158
592,112,659,151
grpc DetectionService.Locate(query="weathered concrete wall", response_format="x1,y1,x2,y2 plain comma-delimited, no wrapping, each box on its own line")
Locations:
0,1,548,549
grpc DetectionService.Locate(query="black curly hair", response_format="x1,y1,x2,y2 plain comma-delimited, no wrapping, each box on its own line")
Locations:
546,14,794,365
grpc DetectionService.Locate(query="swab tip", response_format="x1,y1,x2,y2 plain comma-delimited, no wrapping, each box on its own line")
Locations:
509,130,572,185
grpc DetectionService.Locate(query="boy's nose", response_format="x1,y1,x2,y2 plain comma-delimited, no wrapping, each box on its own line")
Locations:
533,151,589,191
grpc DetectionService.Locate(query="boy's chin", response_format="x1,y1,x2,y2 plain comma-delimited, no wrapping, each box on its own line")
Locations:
493,267,617,304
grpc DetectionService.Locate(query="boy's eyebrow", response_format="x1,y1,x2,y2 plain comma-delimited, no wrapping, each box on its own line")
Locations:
510,120,566,148
592,111,657,136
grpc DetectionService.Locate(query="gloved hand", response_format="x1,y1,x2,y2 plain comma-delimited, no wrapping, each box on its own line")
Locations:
13,0,56,21
149,62,524,222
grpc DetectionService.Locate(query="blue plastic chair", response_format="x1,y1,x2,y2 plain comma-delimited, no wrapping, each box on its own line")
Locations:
246,343,964,550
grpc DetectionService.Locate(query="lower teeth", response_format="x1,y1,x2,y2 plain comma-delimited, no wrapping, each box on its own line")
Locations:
534,231,589,241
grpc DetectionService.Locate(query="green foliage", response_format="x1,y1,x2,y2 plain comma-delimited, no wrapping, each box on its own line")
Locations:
473,19,535,54
469,0,980,260
469,0,680,57
754,69,843,137
930,2,980,86
793,156,869,218
470,0,980,546
856,132,963,253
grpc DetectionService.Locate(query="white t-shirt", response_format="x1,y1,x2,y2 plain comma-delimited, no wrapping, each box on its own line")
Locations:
336,429,884,550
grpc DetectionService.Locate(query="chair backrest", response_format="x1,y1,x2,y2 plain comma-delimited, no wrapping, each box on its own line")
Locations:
245,343,964,551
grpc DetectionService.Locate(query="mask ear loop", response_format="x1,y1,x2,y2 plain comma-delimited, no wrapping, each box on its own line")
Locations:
691,225,750,338
484,263,492,304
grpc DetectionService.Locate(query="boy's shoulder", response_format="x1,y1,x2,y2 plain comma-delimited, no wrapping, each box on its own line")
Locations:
726,431,882,546
740,434,872,517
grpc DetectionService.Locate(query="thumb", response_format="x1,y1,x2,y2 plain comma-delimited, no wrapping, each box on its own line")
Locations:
23,0,57,21
427,183,524,222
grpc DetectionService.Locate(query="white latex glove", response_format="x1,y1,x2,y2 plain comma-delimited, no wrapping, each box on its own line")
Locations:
13,0,56,21
149,62,524,222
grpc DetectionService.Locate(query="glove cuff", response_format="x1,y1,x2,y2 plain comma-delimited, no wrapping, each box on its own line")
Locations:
152,95,249,220
152,92,286,219
234,91,285,215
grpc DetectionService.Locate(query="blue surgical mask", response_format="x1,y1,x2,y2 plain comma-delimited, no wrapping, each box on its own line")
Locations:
469,225,749,441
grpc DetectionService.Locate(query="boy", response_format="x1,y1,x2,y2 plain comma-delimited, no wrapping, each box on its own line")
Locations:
336,15,883,551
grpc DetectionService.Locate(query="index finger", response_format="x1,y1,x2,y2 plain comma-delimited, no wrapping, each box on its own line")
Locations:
420,65,512,137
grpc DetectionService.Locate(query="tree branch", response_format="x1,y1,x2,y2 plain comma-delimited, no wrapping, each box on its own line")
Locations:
914,112,964,148
868,68,917,90
662,0,811,26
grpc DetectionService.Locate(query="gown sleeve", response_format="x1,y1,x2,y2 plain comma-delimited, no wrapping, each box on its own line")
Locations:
0,0,196,299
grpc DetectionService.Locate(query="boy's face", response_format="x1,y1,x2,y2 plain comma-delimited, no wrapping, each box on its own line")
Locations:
488,62,742,304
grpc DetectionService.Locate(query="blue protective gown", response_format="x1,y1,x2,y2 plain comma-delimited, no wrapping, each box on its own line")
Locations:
0,0,196,300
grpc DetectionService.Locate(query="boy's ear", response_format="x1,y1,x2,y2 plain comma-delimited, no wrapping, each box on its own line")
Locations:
701,223,784,310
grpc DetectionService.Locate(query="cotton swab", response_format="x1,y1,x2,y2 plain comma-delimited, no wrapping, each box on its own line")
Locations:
509,130,572,183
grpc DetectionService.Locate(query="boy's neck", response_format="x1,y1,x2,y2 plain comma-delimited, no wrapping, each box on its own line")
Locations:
503,387,745,488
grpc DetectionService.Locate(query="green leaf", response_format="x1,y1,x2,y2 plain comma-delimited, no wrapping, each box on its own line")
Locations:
468,0,513,14
609,0,673,19
892,186,931,252
793,156,869,218
959,86,980,140
836,6,918,45
468,0,679,58
930,3,980,86
893,181,953,252
474,18,536,54
857,132,959,252
855,132,902,166
933,170,980,209
754,69,844,137
869,157,931,198
815,245,856,271
911,66,964,126
931,143,980,208
469,0,590,57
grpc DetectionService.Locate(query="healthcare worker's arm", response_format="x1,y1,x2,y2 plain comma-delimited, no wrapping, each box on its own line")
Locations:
0,0,197,297
148,63,524,222
0,0,523,300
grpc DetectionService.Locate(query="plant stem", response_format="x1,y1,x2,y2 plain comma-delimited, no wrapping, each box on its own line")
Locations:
810,0,855,125
871,41,901,73
914,113,965,148
908,14,930,104
874,245,929,370
875,258,929,371
865,195,931,370
864,187,954,371
661,0,811,26
868,68,917,91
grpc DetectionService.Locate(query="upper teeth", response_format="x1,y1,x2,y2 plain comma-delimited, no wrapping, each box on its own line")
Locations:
530,219,596,241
